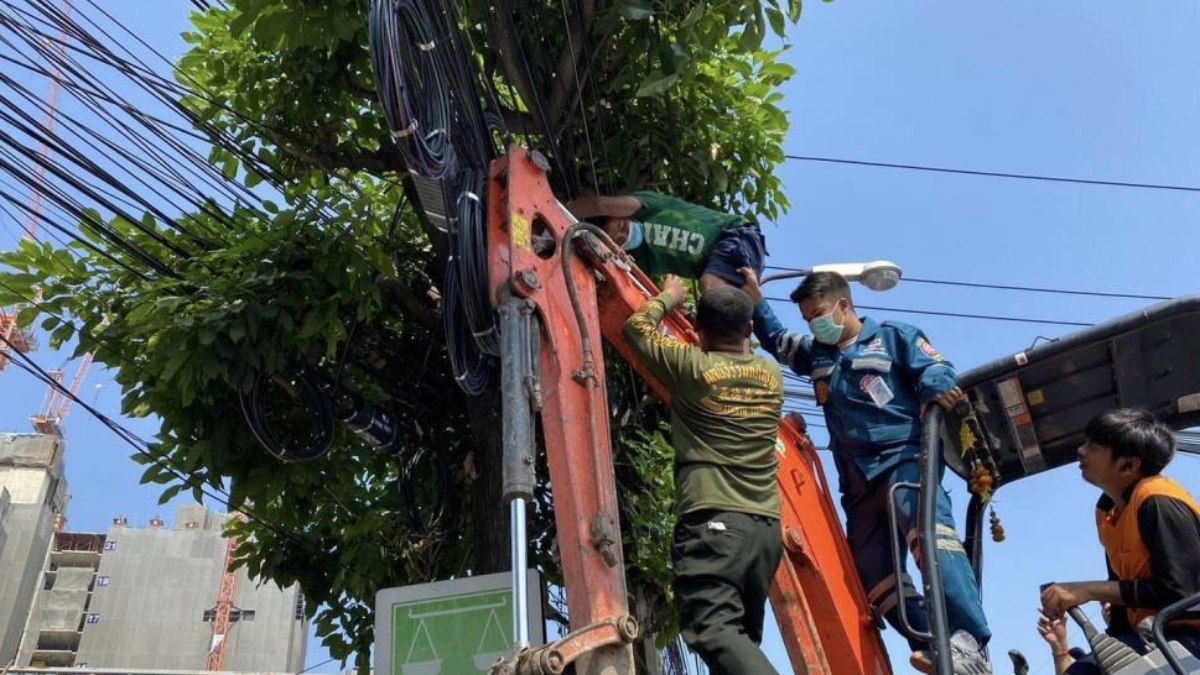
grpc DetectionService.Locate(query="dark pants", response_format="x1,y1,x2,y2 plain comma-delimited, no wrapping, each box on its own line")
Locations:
840,459,991,652
672,509,783,675
704,224,766,286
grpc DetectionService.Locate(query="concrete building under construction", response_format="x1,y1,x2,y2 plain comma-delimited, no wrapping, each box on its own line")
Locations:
0,433,67,665
14,503,308,670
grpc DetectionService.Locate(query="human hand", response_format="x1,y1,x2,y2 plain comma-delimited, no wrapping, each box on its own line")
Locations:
933,386,965,411
1041,583,1089,618
660,275,687,308
1037,614,1070,653
738,267,764,305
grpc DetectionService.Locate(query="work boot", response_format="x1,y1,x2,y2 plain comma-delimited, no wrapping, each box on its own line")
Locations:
909,631,993,675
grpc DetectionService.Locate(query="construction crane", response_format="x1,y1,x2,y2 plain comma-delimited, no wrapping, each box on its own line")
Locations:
205,518,243,671
0,0,72,384
0,313,36,379
30,353,93,437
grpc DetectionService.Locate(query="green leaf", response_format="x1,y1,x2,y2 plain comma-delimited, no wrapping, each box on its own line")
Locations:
252,10,292,48
712,163,729,193
229,323,247,344
761,62,796,81
789,0,803,22
229,11,256,39
635,71,680,97
766,8,786,37
158,483,184,505
221,154,239,180
298,308,326,339
615,0,653,20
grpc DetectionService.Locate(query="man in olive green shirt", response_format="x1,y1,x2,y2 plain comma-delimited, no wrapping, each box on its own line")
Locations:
624,275,783,675
568,191,766,294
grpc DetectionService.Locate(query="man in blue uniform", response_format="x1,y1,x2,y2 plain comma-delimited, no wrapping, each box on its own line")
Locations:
741,268,993,675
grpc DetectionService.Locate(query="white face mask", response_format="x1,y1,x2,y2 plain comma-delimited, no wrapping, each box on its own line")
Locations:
622,221,645,251
808,305,845,345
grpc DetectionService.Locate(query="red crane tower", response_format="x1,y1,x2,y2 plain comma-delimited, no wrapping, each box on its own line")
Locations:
206,514,246,670
30,354,93,437
0,0,72,383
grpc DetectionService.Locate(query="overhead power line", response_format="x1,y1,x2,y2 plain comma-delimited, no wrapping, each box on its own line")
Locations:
764,297,1093,328
784,154,1200,194
763,265,1173,302
0,330,359,581
898,277,1169,302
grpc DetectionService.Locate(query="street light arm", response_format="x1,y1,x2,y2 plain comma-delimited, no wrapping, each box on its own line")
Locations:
760,261,903,292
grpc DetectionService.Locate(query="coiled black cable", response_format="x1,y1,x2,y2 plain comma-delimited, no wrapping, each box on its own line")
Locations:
443,250,493,395
455,168,498,356
368,0,456,179
401,446,458,539
240,369,336,463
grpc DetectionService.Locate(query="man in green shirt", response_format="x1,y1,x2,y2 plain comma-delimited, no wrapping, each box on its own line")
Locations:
624,275,784,675
568,191,766,294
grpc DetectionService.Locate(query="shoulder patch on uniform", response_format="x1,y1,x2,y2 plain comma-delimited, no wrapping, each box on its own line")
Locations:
918,337,945,362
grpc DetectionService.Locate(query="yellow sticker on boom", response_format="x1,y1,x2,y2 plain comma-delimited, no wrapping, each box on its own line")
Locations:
1027,389,1045,406
511,214,532,251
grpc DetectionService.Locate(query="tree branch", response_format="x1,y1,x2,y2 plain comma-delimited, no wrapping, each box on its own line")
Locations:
376,276,439,330
262,127,400,175
546,0,596,129
487,1,546,134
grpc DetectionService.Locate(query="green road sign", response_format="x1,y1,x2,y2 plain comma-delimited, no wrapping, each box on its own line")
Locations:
376,570,544,675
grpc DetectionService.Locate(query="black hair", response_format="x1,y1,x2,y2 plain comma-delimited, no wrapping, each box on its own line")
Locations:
697,286,753,342
1084,408,1176,476
790,270,852,306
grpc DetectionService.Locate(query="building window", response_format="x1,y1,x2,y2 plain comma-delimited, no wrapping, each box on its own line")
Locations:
203,608,255,622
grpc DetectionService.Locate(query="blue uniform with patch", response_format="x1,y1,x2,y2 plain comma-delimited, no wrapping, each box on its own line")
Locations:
752,301,991,651
768,314,954,481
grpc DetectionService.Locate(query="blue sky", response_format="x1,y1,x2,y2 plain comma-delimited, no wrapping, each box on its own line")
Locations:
756,2,1200,673
1,2,1198,674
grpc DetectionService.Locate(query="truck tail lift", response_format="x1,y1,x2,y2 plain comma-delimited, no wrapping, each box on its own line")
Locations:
482,146,1200,675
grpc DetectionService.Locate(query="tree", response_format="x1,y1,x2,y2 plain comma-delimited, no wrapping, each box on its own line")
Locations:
0,0,803,667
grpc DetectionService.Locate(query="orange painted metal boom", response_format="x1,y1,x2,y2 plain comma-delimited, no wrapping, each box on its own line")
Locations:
488,146,893,675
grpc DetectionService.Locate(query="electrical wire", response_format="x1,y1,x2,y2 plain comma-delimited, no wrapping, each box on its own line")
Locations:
239,369,337,463
454,168,498,356
3,0,394,270
400,445,457,539
763,265,1172,302
784,154,1200,194
764,297,1093,328
368,0,457,179
442,251,492,395
0,329,362,579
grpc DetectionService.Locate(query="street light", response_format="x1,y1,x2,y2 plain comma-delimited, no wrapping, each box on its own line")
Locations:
761,260,902,292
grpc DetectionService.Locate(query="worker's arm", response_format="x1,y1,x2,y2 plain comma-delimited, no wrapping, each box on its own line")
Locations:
1120,495,1200,609
1044,497,1200,617
739,268,812,373
894,324,961,408
623,275,695,386
566,194,643,220
1041,580,1125,618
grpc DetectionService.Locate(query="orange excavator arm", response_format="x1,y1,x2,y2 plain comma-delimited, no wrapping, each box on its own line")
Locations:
486,146,893,675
